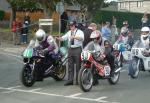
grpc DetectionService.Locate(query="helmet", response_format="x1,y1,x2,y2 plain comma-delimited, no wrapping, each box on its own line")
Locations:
90,30,101,39
141,27,150,32
121,27,128,34
35,29,46,42
123,21,128,25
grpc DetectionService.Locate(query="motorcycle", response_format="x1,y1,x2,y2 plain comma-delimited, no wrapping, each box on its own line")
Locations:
78,50,120,92
129,45,150,78
21,46,68,87
113,42,132,68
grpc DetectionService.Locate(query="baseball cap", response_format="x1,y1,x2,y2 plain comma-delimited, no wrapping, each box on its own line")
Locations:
68,21,76,26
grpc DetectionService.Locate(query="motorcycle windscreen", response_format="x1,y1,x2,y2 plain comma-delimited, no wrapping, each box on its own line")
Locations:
23,48,33,58
59,47,67,56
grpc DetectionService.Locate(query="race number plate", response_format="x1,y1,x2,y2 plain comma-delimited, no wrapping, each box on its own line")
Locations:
104,66,111,76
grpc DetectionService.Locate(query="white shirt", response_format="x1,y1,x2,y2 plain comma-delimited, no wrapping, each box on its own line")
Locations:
61,28,84,48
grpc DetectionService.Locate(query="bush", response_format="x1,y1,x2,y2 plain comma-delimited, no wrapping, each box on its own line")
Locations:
93,10,150,29
0,10,5,20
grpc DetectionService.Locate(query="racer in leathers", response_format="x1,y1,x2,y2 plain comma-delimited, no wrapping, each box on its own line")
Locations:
133,26,150,56
84,30,115,85
115,27,133,48
28,28,58,81
128,27,150,76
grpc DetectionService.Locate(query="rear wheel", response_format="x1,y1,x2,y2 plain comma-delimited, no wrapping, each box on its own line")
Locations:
53,65,66,81
20,65,35,87
78,67,93,92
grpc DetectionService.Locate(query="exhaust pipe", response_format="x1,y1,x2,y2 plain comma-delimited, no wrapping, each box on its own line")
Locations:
115,67,121,73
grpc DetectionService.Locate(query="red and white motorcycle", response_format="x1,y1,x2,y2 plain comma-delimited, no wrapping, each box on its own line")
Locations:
78,50,120,92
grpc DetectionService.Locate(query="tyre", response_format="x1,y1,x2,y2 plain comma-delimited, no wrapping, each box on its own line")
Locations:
108,62,120,84
20,65,35,87
53,65,66,81
114,53,123,68
129,58,139,79
78,67,93,92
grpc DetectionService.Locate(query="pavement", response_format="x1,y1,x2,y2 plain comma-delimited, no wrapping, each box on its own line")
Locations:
0,42,27,55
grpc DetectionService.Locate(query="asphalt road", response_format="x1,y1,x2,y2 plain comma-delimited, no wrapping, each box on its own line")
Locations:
0,51,150,103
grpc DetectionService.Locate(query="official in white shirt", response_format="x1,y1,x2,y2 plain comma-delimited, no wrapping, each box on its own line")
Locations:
56,21,84,86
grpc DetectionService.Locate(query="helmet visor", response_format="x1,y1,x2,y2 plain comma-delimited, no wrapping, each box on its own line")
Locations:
37,36,44,42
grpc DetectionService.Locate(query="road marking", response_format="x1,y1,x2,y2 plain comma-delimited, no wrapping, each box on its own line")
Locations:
0,52,22,59
7,85,21,89
28,88,42,92
65,95,108,102
66,93,82,97
0,86,112,103
0,52,23,63
2,90,15,94
1,86,21,94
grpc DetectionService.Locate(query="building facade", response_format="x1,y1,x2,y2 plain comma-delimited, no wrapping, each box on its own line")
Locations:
103,0,150,14
117,0,150,13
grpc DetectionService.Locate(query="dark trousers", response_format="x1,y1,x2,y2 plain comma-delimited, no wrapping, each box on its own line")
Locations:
21,34,27,44
68,47,82,84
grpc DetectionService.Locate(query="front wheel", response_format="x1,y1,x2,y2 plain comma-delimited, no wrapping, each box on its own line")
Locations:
20,65,35,87
129,58,140,79
108,64,120,85
78,67,93,92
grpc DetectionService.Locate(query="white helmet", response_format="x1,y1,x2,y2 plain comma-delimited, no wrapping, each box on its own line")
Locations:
90,30,101,39
141,27,150,32
35,29,46,42
121,27,128,34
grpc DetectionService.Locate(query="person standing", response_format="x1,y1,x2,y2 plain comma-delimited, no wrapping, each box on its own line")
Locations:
56,21,84,86
61,11,68,33
23,12,30,43
141,12,149,27
21,22,28,44
11,18,17,45
111,16,118,44
11,18,22,45
83,23,97,48
101,21,111,41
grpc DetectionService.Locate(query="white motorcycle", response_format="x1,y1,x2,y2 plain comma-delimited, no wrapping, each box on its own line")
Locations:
113,42,132,69
129,46,150,78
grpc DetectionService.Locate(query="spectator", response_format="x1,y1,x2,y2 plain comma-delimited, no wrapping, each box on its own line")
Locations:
11,18,22,45
23,12,30,42
21,22,28,44
61,11,68,33
83,23,97,47
101,21,111,41
141,12,149,27
112,16,116,26
68,12,77,22
111,16,118,44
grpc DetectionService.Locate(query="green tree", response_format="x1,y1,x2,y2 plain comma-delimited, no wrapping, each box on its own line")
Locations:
37,0,61,17
64,0,105,21
7,0,37,19
7,0,37,27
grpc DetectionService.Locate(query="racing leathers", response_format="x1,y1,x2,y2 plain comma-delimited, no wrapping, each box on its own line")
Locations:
28,35,58,81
